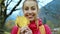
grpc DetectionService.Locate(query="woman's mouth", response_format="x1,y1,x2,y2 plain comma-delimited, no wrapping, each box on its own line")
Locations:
24,13,36,21
28,16,33,19
25,13,35,17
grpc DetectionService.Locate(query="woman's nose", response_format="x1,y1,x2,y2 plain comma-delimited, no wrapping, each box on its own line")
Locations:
28,9,32,13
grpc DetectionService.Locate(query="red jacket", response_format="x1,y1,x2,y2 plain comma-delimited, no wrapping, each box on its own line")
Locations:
11,19,52,34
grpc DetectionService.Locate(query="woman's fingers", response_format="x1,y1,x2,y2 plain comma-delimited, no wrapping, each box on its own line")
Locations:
20,27,27,33
20,26,29,32
25,30,32,34
20,26,32,34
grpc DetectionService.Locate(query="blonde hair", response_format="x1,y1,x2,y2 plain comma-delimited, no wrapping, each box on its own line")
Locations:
22,0,39,29
22,0,38,10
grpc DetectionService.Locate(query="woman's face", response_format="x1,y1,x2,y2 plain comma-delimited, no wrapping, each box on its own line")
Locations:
23,1,38,21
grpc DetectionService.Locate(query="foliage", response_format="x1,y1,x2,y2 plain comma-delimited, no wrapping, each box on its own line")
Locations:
0,0,22,34
46,20,54,29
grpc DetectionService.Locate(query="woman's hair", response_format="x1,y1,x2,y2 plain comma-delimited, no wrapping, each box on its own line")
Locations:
22,0,39,29
22,0,38,10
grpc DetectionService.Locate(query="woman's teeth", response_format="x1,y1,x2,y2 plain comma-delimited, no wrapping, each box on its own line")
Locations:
25,14,35,16
29,17,33,19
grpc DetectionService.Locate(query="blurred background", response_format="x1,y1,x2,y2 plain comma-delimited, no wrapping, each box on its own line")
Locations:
0,0,60,34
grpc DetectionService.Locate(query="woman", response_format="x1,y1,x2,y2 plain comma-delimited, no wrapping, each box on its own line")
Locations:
11,0,52,34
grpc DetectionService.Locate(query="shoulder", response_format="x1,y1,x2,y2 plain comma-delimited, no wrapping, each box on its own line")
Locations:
44,24,52,34
11,26,19,34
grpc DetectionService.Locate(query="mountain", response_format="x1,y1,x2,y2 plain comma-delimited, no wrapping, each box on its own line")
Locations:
39,0,60,26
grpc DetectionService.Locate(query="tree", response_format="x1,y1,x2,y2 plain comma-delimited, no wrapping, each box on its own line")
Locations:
0,0,22,34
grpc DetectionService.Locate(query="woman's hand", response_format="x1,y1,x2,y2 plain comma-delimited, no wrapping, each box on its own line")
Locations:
20,26,32,34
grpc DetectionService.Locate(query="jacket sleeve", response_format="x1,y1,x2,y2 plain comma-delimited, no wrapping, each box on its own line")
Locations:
11,26,18,34
44,24,52,34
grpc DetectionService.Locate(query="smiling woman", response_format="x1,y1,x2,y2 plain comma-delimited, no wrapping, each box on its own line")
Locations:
11,0,52,34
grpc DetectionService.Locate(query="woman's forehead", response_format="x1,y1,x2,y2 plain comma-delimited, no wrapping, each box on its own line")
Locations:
24,1,37,7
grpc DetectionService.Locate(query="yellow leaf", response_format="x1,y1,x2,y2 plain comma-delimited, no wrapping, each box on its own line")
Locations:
15,16,29,27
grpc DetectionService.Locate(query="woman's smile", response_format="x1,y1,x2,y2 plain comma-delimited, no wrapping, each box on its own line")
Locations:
25,13,35,21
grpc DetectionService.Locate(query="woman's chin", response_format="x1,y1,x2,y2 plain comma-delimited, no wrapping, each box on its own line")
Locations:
29,19,34,21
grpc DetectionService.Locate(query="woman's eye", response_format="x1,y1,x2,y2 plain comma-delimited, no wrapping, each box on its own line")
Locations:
25,7,29,10
31,7,35,10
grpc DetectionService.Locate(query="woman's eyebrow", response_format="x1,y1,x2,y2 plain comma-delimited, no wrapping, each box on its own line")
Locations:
31,6,35,8
24,6,29,8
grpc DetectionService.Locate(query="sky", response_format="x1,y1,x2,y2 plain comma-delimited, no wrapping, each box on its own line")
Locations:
5,0,53,20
